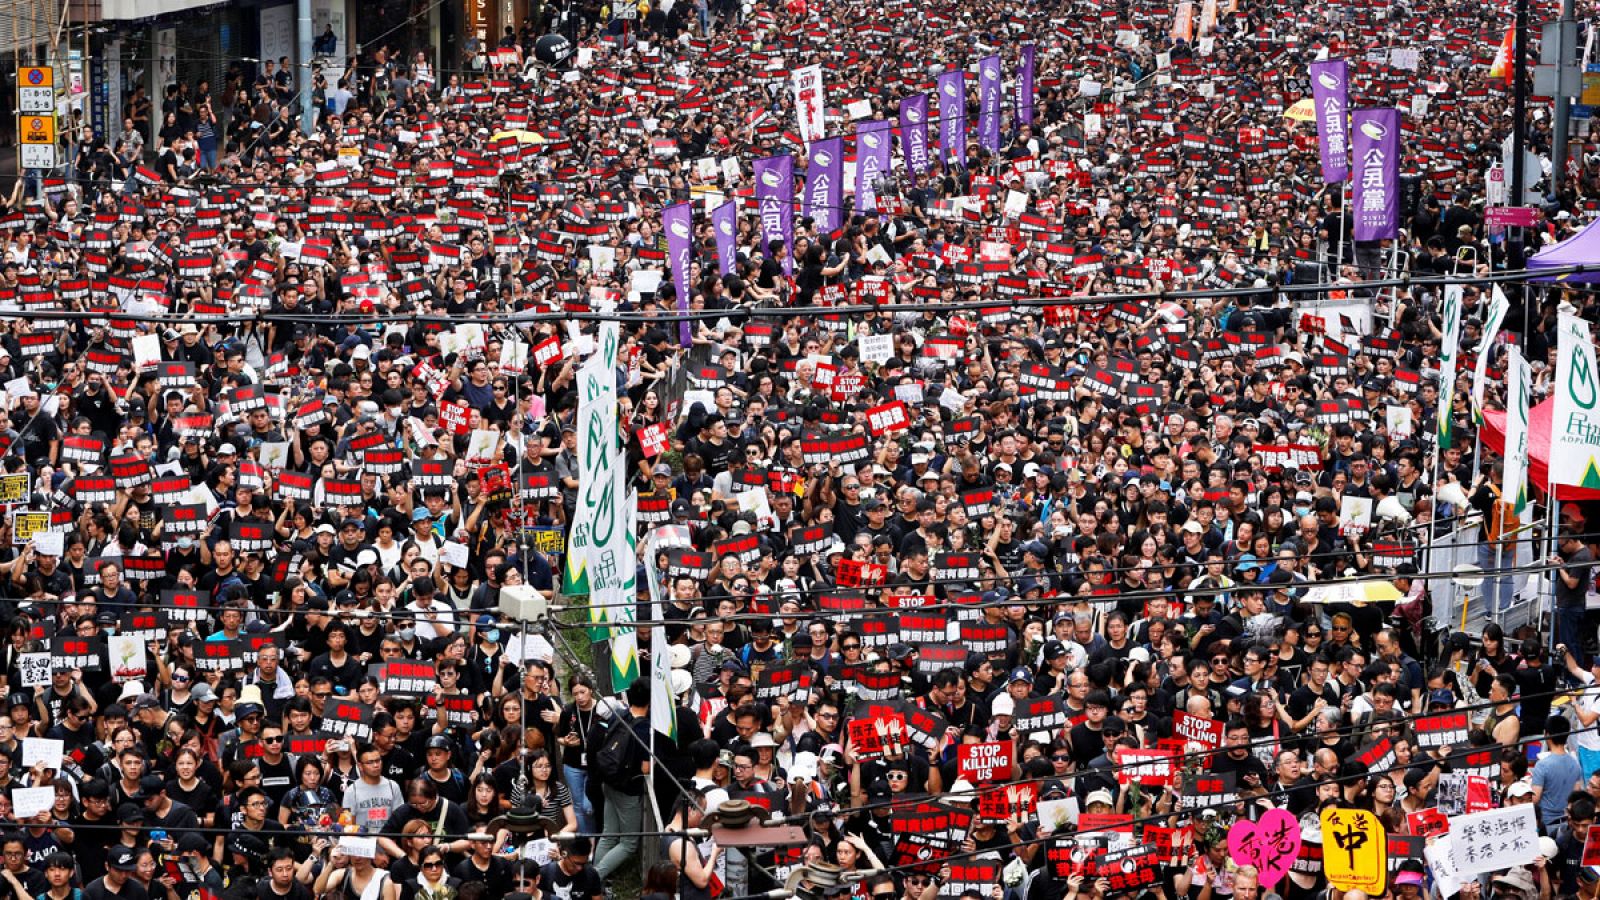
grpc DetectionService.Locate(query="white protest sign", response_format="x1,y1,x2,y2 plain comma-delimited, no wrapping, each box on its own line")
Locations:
500,340,529,375
258,442,290,470
859,334,895,365
108,634,147,680
21,738,63,770
1339,496,1374,533
1425,835,1462,899
846,99,874,120
17,653,50,688
441,541,470,569
1386,405,1414,438
132,334,162,370
33,530,62,557
11,787,54,819
338,836,377,859
1448,805,1538,877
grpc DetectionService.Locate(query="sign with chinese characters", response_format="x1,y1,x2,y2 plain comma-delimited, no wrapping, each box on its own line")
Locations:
1448,804,1538,878
1320,807,1387,894
1227,808,1301,889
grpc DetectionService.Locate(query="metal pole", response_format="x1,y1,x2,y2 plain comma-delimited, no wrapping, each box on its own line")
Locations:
1510,0,1529,269
1334,184,1347,282
298,0,315,135
1552,0,1577,200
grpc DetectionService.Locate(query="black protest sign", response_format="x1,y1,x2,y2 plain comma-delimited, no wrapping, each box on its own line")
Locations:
118,609,168,643
194,638,245,672
1014,696,1067,736
163,589,208,622
324,699,377,741
49,635,103,671
755,660,814,700
913,643,967,677
378,660,438,696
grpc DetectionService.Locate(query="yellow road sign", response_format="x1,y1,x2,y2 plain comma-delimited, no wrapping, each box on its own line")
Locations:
1320,807,1387,895
18,115,54,145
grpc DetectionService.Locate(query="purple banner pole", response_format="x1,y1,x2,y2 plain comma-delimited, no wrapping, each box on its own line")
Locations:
754,154,795,276
855,121,893,215
1310,58,1350,184
936,69,966,165
711,199,737,277
1351,108,1400,241
900,93,929,177
806,136,844,235
664,202,693,347
1017,44,1036,126
978,54,1002,153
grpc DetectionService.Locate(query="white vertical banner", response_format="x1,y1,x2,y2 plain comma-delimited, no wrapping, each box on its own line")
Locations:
561,322,638,688
1436,284,1463,450
643,529,677,739
1552,312,1600,488
791,64,826,146
1470,284,1510,422
1504,346,1531,517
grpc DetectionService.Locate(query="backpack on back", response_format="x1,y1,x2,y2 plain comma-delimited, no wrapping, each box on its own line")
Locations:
590,710,638,781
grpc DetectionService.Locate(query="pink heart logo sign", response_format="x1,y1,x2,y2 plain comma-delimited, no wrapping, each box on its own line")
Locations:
1226,808,1302,889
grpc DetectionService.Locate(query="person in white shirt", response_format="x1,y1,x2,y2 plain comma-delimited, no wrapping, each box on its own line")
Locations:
404,577,457,643
1561,646,1600,776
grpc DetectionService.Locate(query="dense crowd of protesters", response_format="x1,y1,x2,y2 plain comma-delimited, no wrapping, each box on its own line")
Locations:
0,0,1599,899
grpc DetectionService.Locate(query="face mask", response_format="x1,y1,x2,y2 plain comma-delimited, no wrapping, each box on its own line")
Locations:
1294,505,1311,517
398,628,415,642
486,629,501,644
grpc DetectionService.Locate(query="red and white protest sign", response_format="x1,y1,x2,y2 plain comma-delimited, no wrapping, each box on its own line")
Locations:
831,372,866,401
958,741,1014,783
532,336,564,368
1172,711,1224,751
865,401,911,435
1115,748,1176,786
439,401,471,435
638,423,669,457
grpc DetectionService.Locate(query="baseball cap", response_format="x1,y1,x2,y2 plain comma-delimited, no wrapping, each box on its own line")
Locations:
1008,667,1034,684
1427,689,1455,708
108,847,139,871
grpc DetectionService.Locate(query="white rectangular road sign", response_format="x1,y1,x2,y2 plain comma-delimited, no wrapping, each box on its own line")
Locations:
16,87,50,114
18,144,56,170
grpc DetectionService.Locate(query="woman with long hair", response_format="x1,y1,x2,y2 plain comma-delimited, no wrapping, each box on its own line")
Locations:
522,750,577,836
166,747,219,828
463,774,504,831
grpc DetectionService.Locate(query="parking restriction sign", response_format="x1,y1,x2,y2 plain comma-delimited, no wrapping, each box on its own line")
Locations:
16,66,52,114
18,115,53,145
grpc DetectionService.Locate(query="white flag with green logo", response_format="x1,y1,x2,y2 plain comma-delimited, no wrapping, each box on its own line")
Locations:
560,323,638,687
1436,284,1463,450
1503,345,1531,517
1470,285,1510,424
1552,312,1600,488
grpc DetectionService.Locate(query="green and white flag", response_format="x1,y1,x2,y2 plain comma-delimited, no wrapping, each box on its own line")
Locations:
560,323,638,688
1552,312,1600,489
1436,284,1463,451
1470,285,1510,424
1503,345,1531,517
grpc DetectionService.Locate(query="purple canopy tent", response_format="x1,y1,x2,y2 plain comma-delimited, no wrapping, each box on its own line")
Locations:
1528,215,1600,281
